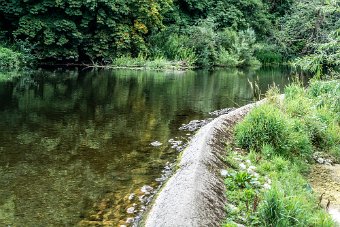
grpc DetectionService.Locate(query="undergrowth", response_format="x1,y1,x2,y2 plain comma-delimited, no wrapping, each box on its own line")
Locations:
223,79,339,226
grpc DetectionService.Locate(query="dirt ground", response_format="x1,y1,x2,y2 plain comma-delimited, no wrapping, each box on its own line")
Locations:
309,164,340,224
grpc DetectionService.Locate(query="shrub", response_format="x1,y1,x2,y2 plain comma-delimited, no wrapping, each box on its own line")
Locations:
216,47,240,67
148,29,197,66
235,104,289,153
0,46,22,69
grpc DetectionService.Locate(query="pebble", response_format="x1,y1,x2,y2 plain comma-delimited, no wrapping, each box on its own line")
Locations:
317,157,325,164
239,163,246,170
263,183,271,190
126,217,134,224
126,207,135,214
128,193,135,201
221,169,229,177
141,185,153,194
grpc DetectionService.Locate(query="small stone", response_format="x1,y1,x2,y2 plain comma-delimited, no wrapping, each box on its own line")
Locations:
155,177,164,182
239,163,246,170
248,165,256,170
317,157,324,164
141,185,153,194
246,160,251,165
247,169,255,175
263,183,271,190
139,195,145,203
227,203,238,211
127,207,135,214
128,193,135,201
126,218,134,224
220,169,229,177
151,141,162,147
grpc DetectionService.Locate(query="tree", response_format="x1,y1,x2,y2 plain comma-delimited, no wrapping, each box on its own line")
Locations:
0,0,172,62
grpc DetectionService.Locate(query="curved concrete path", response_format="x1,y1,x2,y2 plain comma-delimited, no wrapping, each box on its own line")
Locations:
144,101,265,227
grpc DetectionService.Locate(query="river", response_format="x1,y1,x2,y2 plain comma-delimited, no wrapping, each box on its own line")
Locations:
0,67,296,226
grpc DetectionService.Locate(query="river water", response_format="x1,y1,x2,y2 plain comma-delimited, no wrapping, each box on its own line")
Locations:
0,67,294,226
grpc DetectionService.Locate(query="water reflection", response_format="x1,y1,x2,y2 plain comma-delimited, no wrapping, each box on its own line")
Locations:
0,67,293,226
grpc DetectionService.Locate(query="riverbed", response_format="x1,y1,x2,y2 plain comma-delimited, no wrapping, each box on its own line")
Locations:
0,67,295,226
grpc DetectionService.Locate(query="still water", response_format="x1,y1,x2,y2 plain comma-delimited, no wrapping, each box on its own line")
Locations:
0,67,294,226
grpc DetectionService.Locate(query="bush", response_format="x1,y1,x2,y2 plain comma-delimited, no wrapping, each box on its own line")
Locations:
149,23,262,68
148,28,197,66
235,104,289,153
0,46,22,69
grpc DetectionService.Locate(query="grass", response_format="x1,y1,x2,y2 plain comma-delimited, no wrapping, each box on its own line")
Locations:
223,79,339,226
110,55,195,71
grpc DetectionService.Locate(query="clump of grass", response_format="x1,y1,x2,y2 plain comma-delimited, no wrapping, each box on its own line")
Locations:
234,104,289,154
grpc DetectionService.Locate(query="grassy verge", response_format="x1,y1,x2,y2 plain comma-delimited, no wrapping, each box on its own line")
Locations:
223,79,339,226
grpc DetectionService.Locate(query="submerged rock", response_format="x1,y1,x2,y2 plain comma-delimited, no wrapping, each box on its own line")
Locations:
126,217,134,224
179,119,213,131
150,141,162,147
127,207,135,214
209,108,235,117
141,185,153,194
128,193,135,201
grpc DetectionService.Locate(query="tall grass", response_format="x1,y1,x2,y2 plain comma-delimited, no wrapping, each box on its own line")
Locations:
235,104,289,153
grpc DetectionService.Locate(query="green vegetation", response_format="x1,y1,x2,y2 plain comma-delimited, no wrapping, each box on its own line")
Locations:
224,79,340,226
0,0,338,70
111,55,194,70
0,71,21,82
0,46,22,70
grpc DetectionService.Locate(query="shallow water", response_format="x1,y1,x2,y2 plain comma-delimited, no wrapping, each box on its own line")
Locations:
0,67,294,226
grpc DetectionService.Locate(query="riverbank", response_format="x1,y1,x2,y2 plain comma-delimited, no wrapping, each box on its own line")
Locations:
144,79,339,226
223,79,339,226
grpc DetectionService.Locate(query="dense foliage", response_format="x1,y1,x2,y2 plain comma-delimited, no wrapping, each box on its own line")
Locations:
0,0,171,61
0,0,339,70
